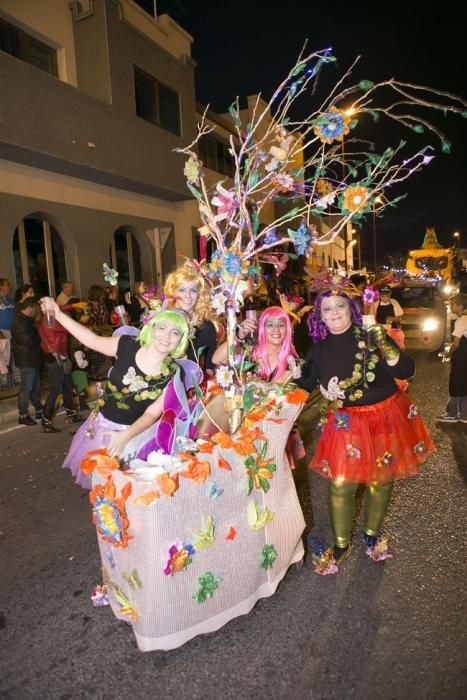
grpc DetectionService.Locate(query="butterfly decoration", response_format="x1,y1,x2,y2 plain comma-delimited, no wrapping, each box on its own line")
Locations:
247,500,275,530
102,263,119,286
206,481,224,500
334,412,349,431
225,526,237,541
193,515,215,551
122,568,143,590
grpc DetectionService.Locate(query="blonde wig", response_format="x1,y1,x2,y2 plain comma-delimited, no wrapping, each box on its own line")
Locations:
163,264,215,328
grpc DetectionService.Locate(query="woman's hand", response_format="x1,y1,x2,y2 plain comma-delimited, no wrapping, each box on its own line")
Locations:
39,297,61,318
102,429,130,457
237,319,257,340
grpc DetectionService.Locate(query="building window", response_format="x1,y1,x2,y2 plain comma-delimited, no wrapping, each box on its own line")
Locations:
198,134,234,177
109,227,143,292
12,217,67,297
0,18,58,77
134,67,180,135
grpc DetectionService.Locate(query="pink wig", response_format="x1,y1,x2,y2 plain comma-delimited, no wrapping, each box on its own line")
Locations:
251,306,298,380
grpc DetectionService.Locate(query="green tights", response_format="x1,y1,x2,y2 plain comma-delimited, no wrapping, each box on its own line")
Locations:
328,480,394,548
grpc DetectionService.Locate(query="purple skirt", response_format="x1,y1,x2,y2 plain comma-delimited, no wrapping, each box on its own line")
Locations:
62,412,151,490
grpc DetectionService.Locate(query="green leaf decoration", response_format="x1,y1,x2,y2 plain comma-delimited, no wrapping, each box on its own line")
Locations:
228,102,242,127
358,80,374,91
248,169,259,189
349,119,359,129
247,500,275,530
246,475,254,496
116,401,130,409
187,183,202,200
291,61,307,76
411,124,425,133
369,110,380,123
259,476,271,493
193,515,215,551
252,210,260,235
441,140,451,154
260,544,278,570
193,572,222,604
196,345,207,358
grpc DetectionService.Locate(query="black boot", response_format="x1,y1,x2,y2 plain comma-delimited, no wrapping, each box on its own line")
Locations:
79,393,88,411
18,414,37,427
41,417,60,433
66,409,84,424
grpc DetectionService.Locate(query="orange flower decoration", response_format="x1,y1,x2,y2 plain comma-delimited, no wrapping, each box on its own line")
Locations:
342,185,370,213
80,448,107,475
212,432,235,449
156,473,179,497
286,388,309,405
134,490,160,506
89,476,132,548
197,442,214,454
180,458,211,484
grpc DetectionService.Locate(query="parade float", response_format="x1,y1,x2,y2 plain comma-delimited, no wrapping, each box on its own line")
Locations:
86,46,467,651
406,227,456,284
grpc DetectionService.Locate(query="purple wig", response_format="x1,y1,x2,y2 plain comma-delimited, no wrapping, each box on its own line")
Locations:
307,292,362,342
252,306,298,380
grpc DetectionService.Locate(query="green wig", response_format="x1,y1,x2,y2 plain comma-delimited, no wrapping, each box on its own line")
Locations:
137,309,189,359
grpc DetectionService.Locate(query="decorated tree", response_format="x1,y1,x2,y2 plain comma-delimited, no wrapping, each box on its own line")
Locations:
176,44,466,420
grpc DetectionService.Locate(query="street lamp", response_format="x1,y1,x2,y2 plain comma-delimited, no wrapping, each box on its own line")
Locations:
453,231,460,248
372,196,383,274
351,228,362,270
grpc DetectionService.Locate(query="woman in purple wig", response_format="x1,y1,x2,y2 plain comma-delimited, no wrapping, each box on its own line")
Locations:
298,280,434,575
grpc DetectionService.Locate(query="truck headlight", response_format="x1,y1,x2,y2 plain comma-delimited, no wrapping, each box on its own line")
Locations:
422,318,439,332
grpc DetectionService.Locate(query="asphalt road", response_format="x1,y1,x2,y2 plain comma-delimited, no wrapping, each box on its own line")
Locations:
0,353,466,700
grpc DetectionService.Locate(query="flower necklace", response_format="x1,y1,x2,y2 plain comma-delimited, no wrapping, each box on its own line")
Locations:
318,327,381,426
337,327,380,402
96,357,178,411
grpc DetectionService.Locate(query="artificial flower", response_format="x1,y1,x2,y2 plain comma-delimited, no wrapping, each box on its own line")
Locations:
215,365,234,389
376,451,393,468
102,263,118,286
211,291,227,314
315,191,336,209
313,106,351,144
211,183,238,220
408,404,419,419
316,178,334,195
346,443,361,459
413,441,426,455
271,172,295,192
288,223,313,256
362,286,379,305
263,228,278,245
91,585,109,607
193,572,222,604
342,185,370,213
180,457,210,484
260,544,278,570
206,481,224,499
89,477,133,548
225,527,237,541
184,155,200,185
164,544,195,576
320,459,332,479
334,412,349,431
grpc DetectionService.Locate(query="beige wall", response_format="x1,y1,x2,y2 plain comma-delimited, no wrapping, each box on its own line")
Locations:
117,1,193,60
0,0,78,85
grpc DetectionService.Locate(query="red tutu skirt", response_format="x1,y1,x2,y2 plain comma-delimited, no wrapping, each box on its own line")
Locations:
310,391,435,485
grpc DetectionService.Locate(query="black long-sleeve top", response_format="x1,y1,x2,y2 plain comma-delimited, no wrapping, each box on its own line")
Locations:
298,326,415,407
187,320,217,371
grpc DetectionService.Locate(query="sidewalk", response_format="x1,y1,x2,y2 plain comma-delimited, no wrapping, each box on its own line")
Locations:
0,395,21,428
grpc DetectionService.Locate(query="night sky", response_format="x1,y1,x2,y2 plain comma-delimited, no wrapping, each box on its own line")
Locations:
155,0,466,259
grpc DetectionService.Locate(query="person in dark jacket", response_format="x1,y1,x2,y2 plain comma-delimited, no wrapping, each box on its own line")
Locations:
38,313,83,433
11,298,43,426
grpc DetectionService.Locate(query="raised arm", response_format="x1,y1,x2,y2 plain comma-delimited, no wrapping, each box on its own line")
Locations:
40,298,119,357
212,318,257,366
